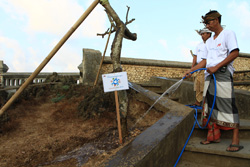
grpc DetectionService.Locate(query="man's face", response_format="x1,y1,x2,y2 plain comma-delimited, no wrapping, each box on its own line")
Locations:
201,32,211,42
204,18,218,32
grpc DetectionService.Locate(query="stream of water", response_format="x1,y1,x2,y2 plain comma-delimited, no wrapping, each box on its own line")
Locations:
131,79,184,129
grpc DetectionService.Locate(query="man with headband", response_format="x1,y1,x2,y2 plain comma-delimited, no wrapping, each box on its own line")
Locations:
191,28,212,107
184,10,243,152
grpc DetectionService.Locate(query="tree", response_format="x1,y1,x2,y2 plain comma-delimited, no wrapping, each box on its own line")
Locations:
99,0,137,137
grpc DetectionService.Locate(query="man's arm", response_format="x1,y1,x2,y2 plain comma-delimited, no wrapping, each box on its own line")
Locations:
207,49,239,74
184,59,206,78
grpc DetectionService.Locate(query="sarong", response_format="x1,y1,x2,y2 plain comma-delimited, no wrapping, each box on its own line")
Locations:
194,71,205,103
202,118,221,141
202,66,239,129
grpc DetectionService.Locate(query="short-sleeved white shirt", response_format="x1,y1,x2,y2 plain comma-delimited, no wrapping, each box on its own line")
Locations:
202,29,239,78
194,42,206,64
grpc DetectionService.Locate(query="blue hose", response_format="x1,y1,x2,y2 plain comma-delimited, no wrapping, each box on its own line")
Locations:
182,68,207,79
174,68,217,167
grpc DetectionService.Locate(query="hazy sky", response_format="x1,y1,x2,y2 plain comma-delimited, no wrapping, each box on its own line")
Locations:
0,0,250,72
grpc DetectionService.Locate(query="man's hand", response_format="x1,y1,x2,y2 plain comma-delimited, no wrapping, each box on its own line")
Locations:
206,66,219,74
183,69,192,78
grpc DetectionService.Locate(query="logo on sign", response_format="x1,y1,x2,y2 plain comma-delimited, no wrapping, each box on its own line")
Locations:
111,78,120,86
102,72,129,93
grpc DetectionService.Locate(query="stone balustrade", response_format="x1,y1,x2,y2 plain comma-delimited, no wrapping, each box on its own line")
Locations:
2,73,46,87
0,71,79,89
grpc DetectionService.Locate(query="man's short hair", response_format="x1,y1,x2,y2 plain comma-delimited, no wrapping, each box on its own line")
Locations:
202,10,222,24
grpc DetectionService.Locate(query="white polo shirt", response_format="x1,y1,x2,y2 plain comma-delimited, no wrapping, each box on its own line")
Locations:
202,29,239,78
194,42,207,64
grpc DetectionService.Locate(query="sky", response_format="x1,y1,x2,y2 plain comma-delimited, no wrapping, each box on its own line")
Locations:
0,0,250,72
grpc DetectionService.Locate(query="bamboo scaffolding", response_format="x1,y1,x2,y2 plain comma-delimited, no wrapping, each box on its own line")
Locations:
0,0,99,116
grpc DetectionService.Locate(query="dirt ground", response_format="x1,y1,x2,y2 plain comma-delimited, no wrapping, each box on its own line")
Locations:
0,83,165,167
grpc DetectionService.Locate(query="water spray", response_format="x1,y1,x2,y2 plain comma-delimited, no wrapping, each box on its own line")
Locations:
131,78,184,129
131,68,215,129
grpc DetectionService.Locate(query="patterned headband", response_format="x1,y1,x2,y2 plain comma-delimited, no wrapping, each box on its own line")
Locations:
202,11,221,23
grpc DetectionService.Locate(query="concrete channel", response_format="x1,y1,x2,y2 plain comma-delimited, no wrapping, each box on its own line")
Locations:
105,77,250,167
105,81,194,167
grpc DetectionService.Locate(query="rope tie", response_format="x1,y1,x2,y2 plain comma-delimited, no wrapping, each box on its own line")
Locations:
100,0,109,5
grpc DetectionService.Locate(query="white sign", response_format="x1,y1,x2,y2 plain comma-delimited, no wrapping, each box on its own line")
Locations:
102,72,129,93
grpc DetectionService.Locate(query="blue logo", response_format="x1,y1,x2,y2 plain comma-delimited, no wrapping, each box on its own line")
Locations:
111,78,120,86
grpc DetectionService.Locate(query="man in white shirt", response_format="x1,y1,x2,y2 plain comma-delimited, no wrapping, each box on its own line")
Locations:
184,10,243,152
191,28,212,107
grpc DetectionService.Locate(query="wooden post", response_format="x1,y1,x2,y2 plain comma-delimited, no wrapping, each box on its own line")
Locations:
0,0,99,116
114,91,123,144
190,50,194,57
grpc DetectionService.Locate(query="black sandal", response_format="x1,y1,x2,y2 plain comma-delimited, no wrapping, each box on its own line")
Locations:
226,144,244,152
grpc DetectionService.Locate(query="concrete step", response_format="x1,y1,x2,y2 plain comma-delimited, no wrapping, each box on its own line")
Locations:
192,118,250,140
192,118,250,139
138,83,164,94
234,80,250,85
139,83,181,102
138,82,162,87
177,161,216,167
177,137,250,167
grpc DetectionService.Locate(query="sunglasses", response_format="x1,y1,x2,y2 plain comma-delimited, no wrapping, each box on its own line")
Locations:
204,19,215,25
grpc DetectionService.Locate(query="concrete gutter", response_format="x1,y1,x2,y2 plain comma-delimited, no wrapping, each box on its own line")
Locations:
105,82,194,167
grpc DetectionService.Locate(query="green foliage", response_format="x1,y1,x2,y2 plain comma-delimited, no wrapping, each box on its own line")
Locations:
51,94,65,103
62,85,70,90
0,111,9,127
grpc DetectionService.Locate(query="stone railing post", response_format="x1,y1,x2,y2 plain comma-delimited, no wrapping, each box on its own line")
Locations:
78,49,102,86
0,60,9,88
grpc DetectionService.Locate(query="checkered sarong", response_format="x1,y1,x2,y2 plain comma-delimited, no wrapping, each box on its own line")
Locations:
202,67,239,128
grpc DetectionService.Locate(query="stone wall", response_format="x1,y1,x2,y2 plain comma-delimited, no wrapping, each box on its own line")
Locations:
100,52,250,84
234,53,250,71
78,49,250,85
233,53,250,88
101,64,189,83
234,71,250,81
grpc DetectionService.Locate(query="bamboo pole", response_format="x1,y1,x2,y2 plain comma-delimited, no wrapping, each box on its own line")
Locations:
190,50,196,81
190,50,194,57
0,0,99,116
94,25,113,86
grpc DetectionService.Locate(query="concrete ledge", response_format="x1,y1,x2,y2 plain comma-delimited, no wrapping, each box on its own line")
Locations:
234,81,250,85
105,82,193,167
101,52,249,67
103,57,192,68
234,70,250,73
239,52,250,58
